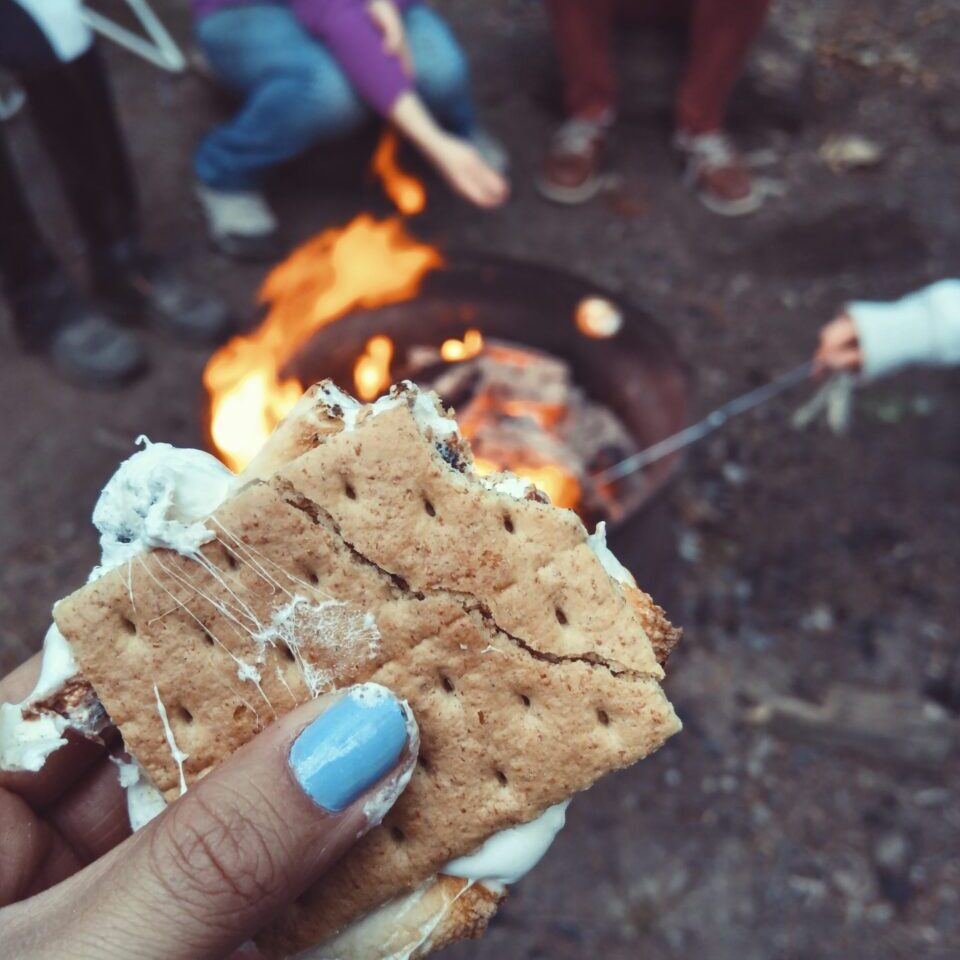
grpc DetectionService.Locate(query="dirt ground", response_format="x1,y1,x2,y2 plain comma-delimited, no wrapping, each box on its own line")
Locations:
2,1,959,957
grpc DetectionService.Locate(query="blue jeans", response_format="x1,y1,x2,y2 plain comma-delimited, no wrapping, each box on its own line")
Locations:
194,3,475,190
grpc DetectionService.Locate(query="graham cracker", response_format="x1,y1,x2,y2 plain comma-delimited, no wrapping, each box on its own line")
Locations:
310,875,504,960
53,386,681,958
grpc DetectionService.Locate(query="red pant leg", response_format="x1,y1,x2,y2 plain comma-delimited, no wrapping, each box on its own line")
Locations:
676,0,771,134
546,0,617,120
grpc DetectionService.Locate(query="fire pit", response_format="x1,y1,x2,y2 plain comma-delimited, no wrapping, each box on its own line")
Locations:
223,254,688,599
203,137,688,597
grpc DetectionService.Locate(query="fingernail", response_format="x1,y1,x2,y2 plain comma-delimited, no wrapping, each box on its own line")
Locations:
290,684,409,812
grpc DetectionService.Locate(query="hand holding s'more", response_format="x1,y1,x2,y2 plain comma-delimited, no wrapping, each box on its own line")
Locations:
0,380,682,960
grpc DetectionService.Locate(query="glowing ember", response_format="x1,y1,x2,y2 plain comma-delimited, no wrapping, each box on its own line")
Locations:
354,334,394,401
474,457,581,510
372,130,426,216
414,337,640,520
501,399,565,431
440,328,483,362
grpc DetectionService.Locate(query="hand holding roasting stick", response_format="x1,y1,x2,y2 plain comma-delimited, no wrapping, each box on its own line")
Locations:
799,280,960,432
815,281,960,379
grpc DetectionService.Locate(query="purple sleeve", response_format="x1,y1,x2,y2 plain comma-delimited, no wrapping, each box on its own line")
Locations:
291,0,415,115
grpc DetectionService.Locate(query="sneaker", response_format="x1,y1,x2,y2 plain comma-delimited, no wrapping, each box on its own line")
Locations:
537,117,610,205
469,128,510,175
195,183,281,261
673,130,765,217
12,272,146,386
94,241,237,346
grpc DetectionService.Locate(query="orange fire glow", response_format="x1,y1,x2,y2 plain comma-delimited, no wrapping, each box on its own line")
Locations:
204,212,442,471
354,334,394,401
440,328,483,362
205,132,585,515
372,130,426,216
474,457,581,510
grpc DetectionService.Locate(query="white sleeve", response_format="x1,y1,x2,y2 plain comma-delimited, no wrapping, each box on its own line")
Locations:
847,280,960,380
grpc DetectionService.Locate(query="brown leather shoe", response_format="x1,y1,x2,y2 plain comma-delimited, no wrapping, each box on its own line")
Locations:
537,118,609,205
673,130,764,217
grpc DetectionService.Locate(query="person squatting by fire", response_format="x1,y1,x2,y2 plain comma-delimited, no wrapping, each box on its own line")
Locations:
0,0,235,387
192,0,510,259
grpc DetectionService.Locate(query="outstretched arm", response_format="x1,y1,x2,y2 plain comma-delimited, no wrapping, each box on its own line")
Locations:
816,280,960,379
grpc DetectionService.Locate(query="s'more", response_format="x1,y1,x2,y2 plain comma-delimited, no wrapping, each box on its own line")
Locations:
0,380,682,959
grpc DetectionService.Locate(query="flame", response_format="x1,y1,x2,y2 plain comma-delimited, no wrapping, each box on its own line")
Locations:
354,334,394,401
474,457,581,510
440,328,484,362
372,130,426,215
204,213,442,472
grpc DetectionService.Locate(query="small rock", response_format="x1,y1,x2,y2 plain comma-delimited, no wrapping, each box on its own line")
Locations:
801,604,835,633
749,684,959,770
721,461,748,486
677,529,703,563
874,832,908,870
833,866,874,904
819,133,885,172
913,787,951,807
789,875,828,900
867,902,895,924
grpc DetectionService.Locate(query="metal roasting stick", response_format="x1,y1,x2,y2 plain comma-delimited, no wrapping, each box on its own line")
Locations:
592,360,816,484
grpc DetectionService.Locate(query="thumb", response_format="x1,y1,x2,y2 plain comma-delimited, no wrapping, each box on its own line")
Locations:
58,683,415,960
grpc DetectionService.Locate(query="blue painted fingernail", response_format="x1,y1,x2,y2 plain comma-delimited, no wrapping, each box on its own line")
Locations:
289,684,409,812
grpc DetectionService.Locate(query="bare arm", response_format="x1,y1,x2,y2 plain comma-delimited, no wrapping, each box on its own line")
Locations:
389,92,508,208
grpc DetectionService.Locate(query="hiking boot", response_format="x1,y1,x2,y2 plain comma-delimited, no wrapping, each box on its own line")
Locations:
12,272,146,386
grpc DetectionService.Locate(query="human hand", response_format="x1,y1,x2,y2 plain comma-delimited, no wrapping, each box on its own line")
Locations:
429,134,510,209
1,655,416,960
814,312,863,375
368,0,413,75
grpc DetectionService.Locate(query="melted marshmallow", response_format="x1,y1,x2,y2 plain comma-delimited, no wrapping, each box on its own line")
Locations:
0,624,81,772
0,441,234,776
319,381,460,445
444,801,571,885
480,473,537,500
90,437,233,580
112,756,167,830
587,521,635,586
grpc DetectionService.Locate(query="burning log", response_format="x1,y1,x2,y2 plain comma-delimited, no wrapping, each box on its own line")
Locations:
408,336,641,521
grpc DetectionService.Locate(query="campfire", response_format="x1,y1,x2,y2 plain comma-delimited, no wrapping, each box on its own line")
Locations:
204,132,441,473
203,134,688,550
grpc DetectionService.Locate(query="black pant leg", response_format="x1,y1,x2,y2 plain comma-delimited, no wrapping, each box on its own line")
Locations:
0,124,58,298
